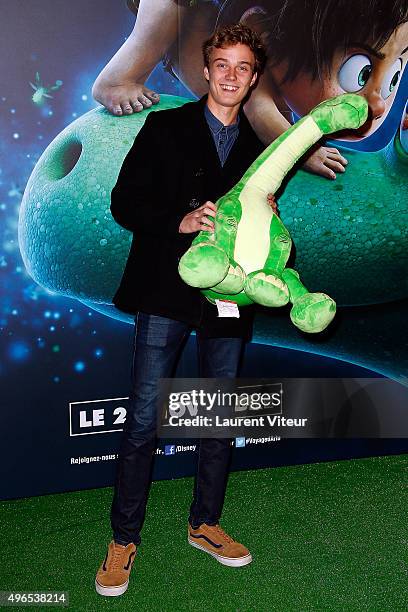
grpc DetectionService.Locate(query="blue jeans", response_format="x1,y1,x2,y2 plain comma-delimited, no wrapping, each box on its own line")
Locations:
110,312,244,546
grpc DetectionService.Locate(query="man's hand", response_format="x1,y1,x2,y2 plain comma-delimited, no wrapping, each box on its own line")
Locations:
179,195,278,235
179,201,217,233
267,193,278,215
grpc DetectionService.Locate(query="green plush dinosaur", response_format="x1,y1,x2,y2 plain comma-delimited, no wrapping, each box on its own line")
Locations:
178,94,368,334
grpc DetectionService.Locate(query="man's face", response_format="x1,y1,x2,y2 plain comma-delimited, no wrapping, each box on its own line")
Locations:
274,22,408,140
203,43,257,110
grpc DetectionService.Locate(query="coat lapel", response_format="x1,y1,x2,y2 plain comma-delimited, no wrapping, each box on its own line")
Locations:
179,95,262,199
222,110,261,178
192,96,223,182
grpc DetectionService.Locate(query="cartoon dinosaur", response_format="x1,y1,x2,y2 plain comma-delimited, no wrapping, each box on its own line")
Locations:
178,94,368,333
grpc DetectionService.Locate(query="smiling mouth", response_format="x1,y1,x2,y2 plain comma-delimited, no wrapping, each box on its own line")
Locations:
220,85,239,92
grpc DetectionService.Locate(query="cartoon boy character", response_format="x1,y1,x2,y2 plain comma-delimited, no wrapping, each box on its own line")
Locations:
92,0,408,179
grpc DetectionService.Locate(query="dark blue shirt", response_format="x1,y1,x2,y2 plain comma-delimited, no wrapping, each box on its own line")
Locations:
204,105,240,167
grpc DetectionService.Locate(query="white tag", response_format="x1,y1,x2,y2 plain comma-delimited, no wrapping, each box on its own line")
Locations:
215,299,240,318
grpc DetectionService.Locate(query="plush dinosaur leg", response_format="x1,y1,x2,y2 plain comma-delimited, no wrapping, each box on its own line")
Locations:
178,193,246,292
245,214,292,306
207,193,248,294
282,268,336,333
178,228,229,288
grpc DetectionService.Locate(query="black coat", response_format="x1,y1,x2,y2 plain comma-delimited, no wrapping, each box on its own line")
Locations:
110,95,265,339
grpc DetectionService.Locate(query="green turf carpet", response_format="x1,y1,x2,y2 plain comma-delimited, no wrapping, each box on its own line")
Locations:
1,454,407,611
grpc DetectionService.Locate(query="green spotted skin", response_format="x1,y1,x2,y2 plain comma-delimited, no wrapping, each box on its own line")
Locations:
278,132,408,305
19,95,407,311
18,95,190,303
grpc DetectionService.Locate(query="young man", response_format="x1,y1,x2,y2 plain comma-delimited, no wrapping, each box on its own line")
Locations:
95,24,269,597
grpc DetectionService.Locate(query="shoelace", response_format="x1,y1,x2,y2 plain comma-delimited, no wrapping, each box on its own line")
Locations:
110,544,126,571
214,524,234,544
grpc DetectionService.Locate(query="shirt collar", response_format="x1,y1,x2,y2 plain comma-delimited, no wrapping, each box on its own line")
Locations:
204,104,240,135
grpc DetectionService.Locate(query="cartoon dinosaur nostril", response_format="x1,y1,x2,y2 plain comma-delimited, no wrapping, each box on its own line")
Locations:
45,138,83,181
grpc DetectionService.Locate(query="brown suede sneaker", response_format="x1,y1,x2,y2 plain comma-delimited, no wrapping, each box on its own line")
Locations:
188,523,252,567
95,540,137,597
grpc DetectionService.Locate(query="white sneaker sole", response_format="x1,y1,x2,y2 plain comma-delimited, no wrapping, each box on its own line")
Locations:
188,538,253,567
95,578,129,597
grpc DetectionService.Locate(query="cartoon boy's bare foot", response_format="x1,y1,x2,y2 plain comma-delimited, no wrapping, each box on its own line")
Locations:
92,80,160,116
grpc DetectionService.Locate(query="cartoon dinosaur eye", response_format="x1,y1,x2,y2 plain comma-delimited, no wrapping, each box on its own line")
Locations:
338,54,372,92
381,58,402,99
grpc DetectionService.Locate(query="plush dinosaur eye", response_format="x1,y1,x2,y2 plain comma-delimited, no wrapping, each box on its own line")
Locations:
381,58,402,99
338,55,372,92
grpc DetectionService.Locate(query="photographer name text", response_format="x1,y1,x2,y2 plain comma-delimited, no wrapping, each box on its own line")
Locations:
167,415,307,427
